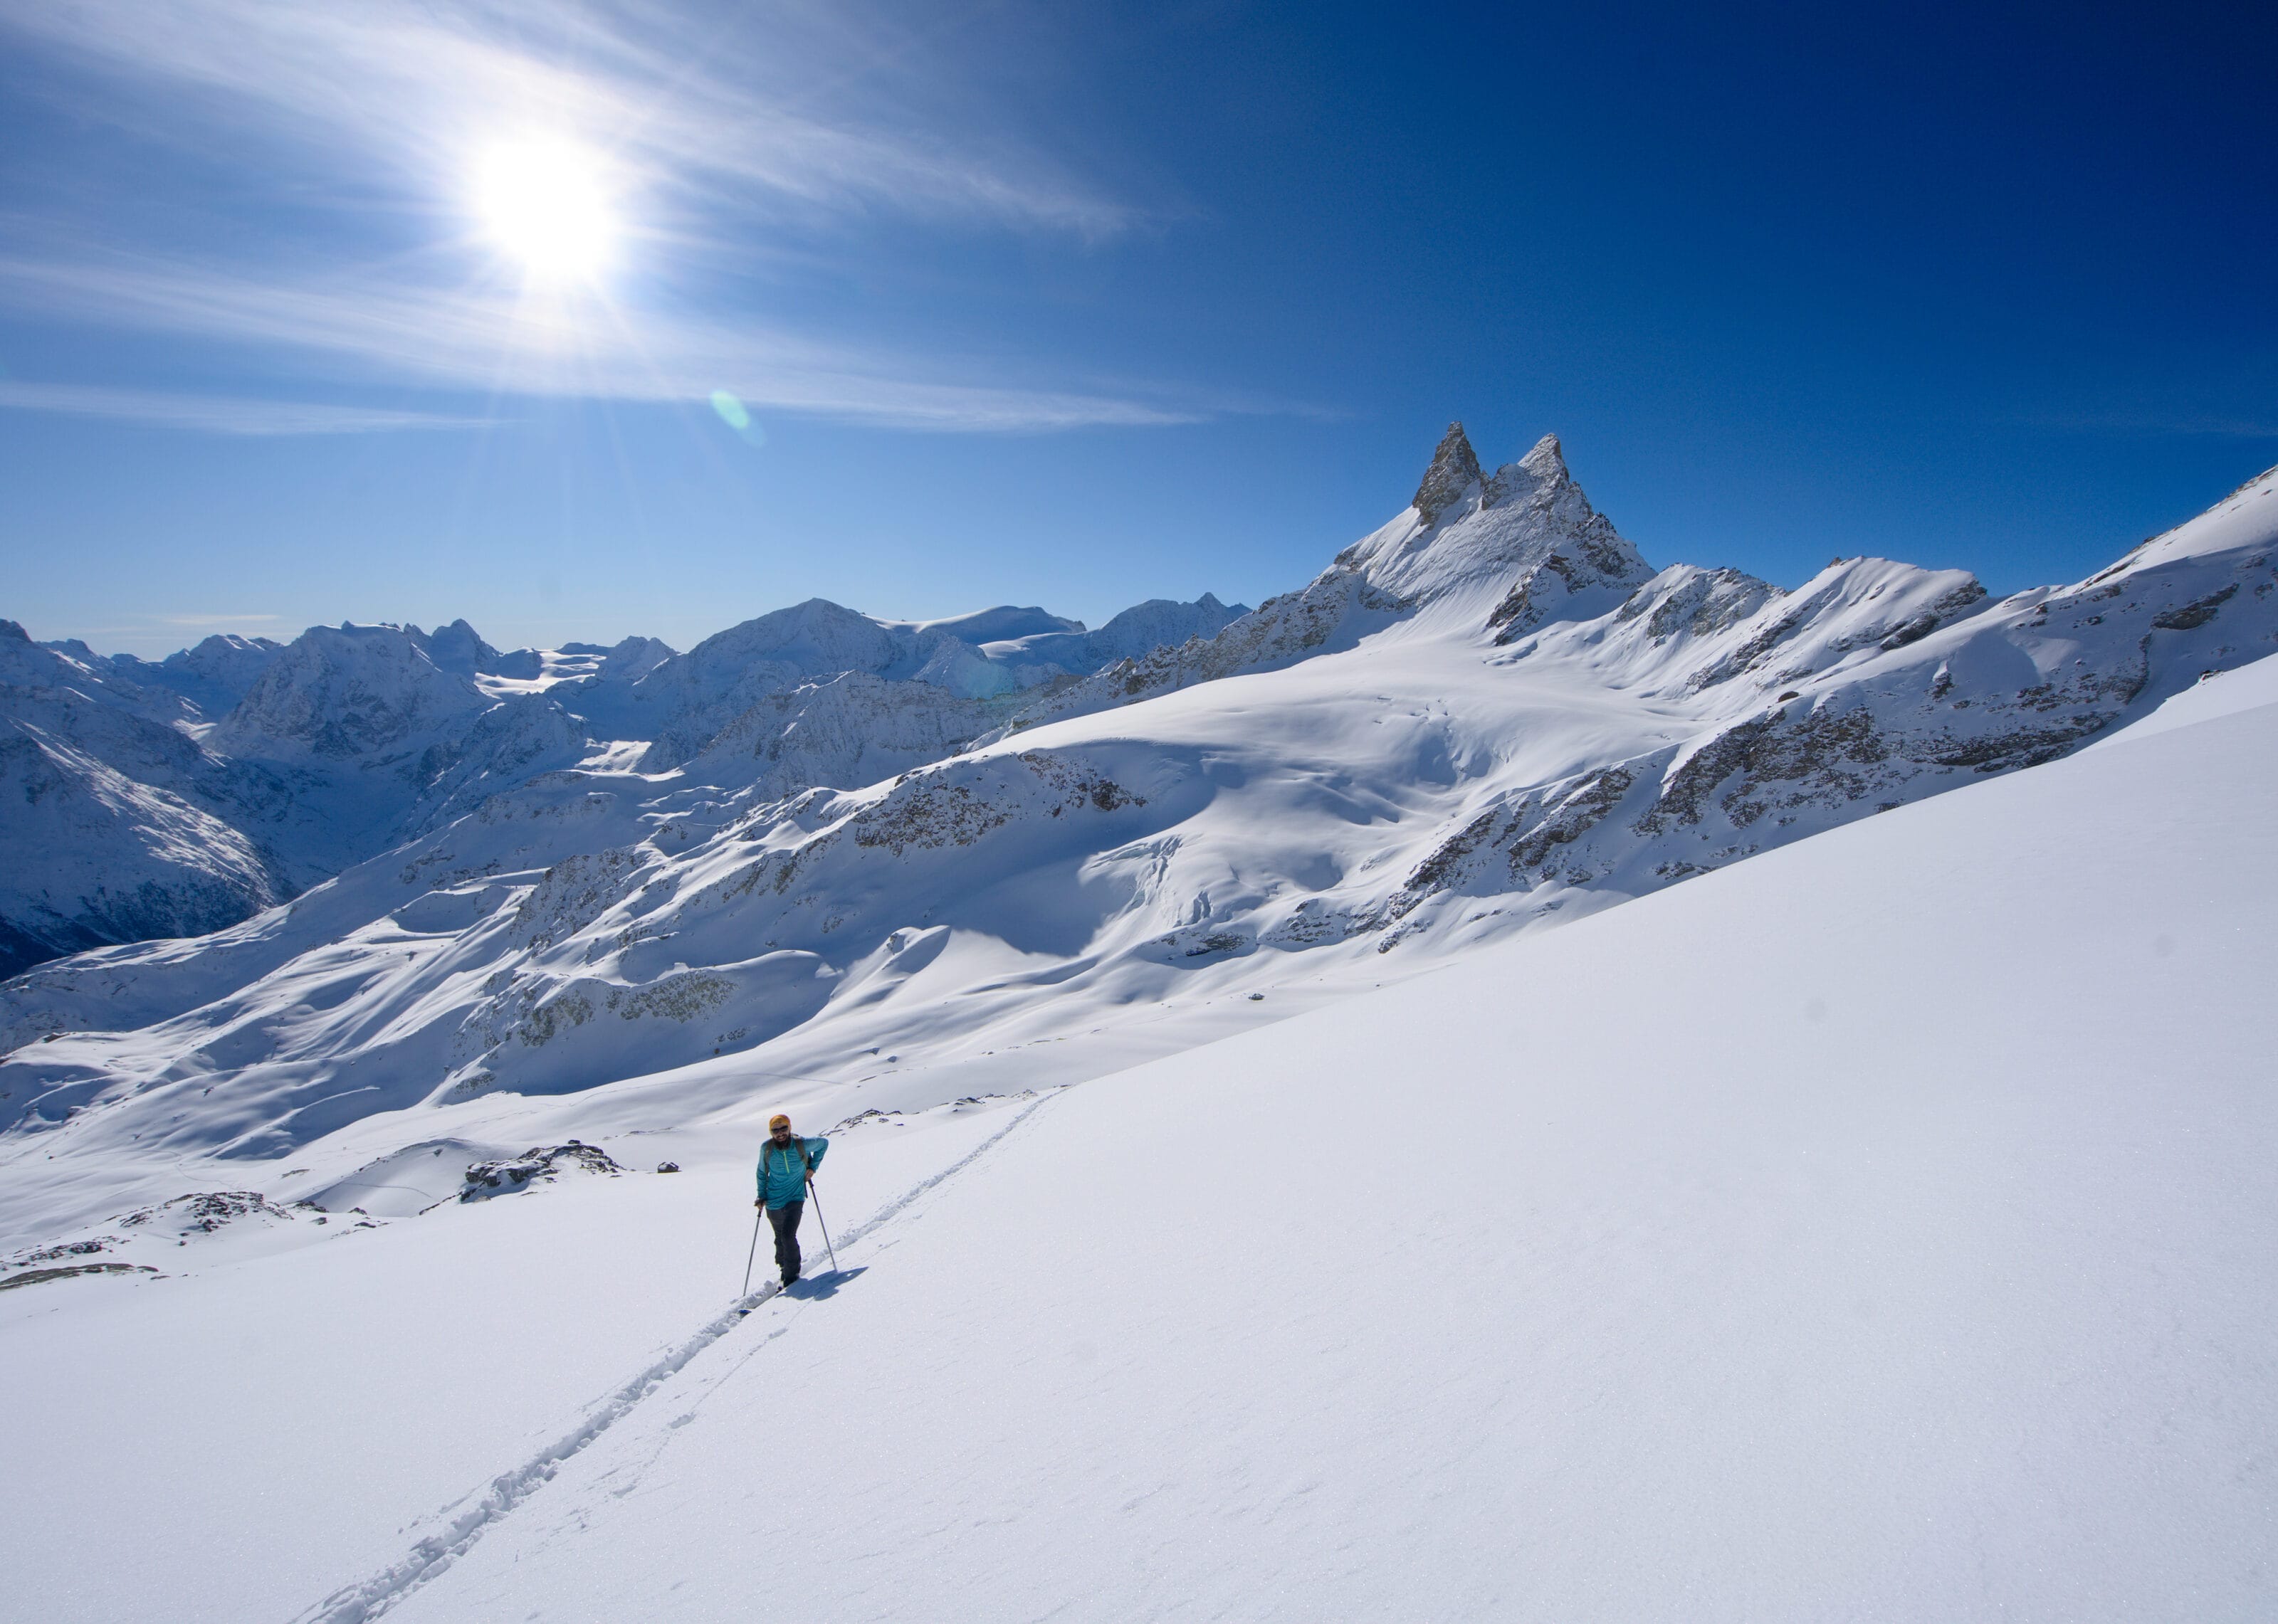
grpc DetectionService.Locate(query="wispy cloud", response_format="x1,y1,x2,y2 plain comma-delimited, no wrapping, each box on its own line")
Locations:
0,247,1204,431
0,1,1221,431
0,379,500,436
9,0,1136,238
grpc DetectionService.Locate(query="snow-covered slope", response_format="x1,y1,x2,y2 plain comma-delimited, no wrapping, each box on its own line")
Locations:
0,726,276,976
997,428,1655,734
4,640,2272,1624
0,621,287,976
6,440,2274,1195
2084,648,2278,746
388,685,2278,1624
471,635,676,698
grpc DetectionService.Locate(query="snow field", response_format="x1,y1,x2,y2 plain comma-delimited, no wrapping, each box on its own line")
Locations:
0,1100,1039,1624
359,664,2278,1621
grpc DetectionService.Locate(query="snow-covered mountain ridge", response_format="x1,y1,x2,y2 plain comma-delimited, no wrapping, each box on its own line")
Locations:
990,428,1657,736
4,426,2273,1235
0,591,1246,977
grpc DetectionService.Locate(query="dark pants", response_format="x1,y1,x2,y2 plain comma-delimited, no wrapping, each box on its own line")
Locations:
768,1201,804,1283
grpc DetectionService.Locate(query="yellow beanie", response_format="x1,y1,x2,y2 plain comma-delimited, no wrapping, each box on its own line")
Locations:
768,1113,791,1130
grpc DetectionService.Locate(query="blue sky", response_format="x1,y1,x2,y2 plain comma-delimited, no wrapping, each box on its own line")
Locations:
2,0,2271,658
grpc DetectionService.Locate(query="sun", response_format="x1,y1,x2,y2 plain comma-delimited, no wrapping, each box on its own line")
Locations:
472,137,619,283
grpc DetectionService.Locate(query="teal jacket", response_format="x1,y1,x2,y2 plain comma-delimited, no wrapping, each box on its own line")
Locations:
756,1135,828,1209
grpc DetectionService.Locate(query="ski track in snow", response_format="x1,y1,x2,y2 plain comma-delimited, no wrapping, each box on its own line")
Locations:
290,1093,1058,1624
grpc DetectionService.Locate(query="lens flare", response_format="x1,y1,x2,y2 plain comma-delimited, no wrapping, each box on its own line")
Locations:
710,389,765,445
708,389,750,431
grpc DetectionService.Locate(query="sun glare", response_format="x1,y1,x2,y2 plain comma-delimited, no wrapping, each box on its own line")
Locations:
473,137,618,283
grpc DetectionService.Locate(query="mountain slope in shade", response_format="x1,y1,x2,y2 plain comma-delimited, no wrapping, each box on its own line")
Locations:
0,724,277,974
107,632,286,716
208,621,594,878
0,621,288,977
2,436,2271,1191
3,638,2272,1624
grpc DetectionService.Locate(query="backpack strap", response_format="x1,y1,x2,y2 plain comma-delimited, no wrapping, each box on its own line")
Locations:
764,1139,811,1193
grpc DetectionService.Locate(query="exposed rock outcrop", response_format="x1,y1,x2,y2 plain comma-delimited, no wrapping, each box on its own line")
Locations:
460,1141,624,1200
1412,422,1485,525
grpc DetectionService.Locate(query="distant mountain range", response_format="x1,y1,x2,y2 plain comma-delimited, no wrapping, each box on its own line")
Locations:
0,592,1248,976
4,426,2273,1169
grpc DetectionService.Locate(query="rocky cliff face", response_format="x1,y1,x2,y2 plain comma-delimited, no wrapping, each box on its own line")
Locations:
1411,421,1484,525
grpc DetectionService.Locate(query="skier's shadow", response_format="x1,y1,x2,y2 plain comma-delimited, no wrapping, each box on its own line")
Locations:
783,1267,867,1300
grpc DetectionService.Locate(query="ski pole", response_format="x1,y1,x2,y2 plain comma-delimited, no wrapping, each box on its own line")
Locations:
740,1206,763,1298
808,1183,840,1274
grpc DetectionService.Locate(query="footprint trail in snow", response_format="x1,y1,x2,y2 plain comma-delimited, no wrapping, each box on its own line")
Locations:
290,1092,1056,1624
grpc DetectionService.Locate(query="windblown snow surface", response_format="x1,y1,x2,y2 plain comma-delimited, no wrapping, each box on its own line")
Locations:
4,648,2274,1623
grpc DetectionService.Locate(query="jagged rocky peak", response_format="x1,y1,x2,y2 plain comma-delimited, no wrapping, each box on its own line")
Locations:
0,618,29,643
1354,424,1652,615
1480,437,1612,531
1486,433,1570,503
1412,423,1485,526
